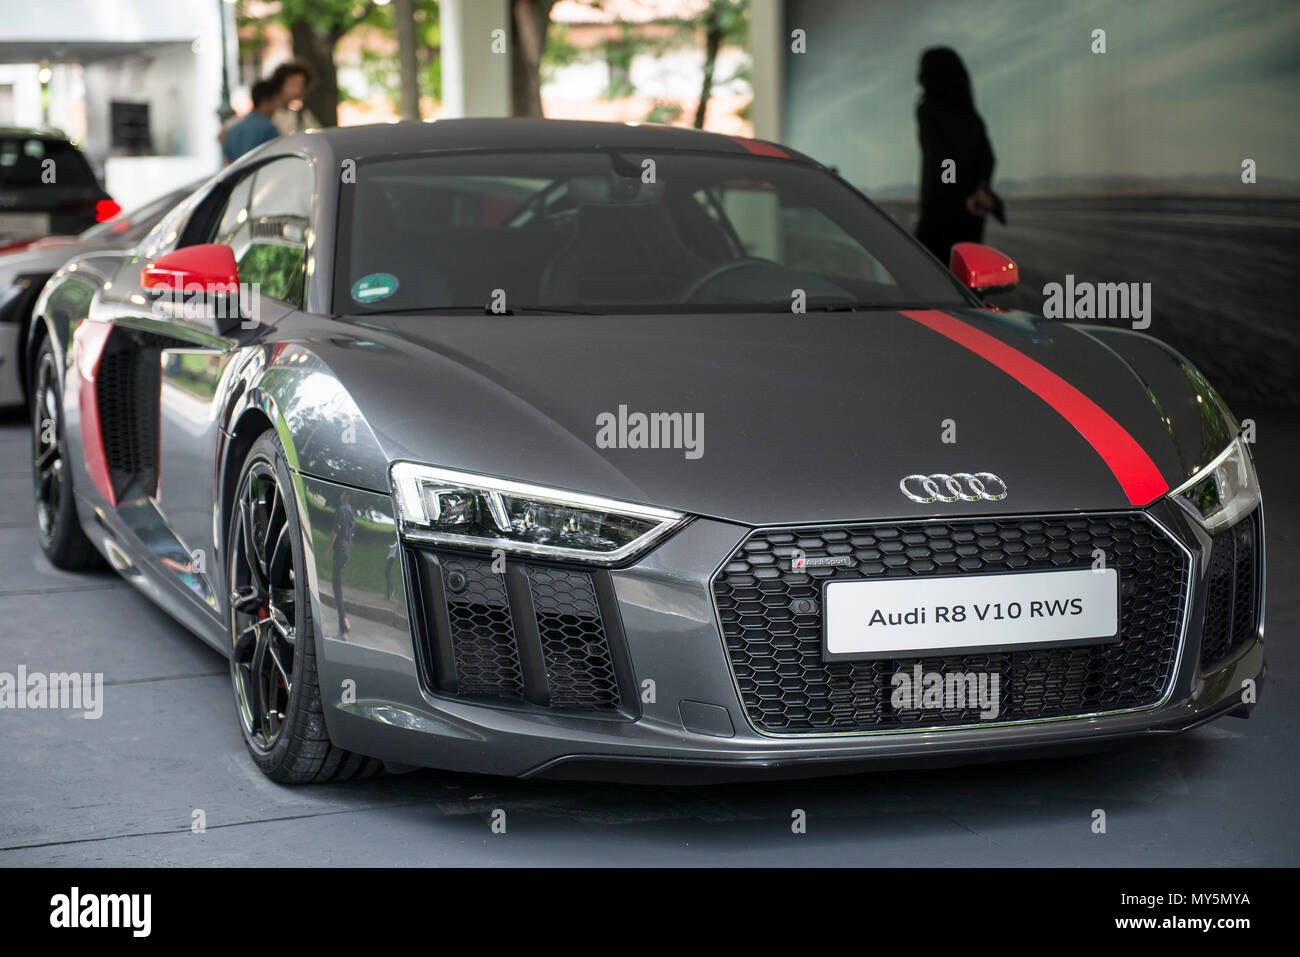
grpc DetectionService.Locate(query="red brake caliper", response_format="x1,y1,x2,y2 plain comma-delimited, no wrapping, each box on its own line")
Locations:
257,604,285,690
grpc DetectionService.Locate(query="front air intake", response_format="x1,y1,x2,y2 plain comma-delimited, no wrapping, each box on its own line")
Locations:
1199,510,1261,670
405,548,632,716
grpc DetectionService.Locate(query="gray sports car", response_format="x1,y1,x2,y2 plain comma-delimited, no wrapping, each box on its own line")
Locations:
27,119,1264,783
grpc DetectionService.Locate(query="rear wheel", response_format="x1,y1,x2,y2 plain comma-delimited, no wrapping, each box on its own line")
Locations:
226,432,381,783
30,337,101,570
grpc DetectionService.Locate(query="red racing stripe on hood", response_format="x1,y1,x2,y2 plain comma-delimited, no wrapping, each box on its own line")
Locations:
900,309,1169,506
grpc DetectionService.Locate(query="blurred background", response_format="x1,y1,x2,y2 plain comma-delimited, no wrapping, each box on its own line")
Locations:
0,0,1296,405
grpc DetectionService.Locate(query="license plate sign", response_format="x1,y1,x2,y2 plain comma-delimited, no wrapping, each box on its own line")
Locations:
824,568,1119,659
0,212,50,240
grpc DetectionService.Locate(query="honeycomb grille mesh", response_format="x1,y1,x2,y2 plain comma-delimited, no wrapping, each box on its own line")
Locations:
96,347,159,497
1199,511,1260,668
439,555,524,699
527,567,620,710
711,513,1189,734
415,551,623,712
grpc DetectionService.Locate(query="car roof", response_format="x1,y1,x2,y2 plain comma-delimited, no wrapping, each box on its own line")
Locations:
0,126,71,142
279,117,818,165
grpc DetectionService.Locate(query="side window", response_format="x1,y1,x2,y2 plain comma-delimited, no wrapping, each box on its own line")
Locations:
211,174,254,250
718,185,782,260
207,157,312,307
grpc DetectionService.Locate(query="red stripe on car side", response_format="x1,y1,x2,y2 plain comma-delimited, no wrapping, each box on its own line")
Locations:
74,320,117,506
899,309,1169,506
727,136,790,158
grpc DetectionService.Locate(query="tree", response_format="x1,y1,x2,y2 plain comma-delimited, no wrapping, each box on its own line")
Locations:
510,0,558,117
354,1,442,117
692,0,748,129
505,0,752,129
272,0,379,127
393,0,421,120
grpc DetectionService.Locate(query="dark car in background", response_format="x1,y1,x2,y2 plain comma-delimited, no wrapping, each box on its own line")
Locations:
25,119,1264,785
0,179,201,407
0,129,118,244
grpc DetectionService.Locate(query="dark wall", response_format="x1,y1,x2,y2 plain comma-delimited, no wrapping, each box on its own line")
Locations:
783,0,1300,408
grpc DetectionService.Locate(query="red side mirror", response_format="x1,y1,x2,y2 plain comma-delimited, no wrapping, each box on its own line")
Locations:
141,243,239,293
949,242,1018,294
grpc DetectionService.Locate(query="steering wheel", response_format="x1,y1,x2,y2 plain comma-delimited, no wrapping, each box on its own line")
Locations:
678,258,772,303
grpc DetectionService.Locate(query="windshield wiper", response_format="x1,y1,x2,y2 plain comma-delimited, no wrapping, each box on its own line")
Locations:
780,300,972,313
492,305,595,315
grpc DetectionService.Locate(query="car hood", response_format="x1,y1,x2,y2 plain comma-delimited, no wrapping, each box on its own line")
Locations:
307,308,1197,526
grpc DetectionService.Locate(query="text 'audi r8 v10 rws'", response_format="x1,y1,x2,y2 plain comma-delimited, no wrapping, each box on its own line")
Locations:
27,119,1263,784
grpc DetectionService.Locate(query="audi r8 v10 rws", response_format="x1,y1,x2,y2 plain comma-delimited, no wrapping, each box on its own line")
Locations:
27,120,1263,783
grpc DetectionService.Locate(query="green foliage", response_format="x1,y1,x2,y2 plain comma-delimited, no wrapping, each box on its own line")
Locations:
708,0,749,45
644,101,683,124
549,0,752,110
240,243,304,304
602,24,636,99
271,0,378,36
542,23,581,82
353,4,444,110
238,0,752,123
240,0,441,114
348,0,441,111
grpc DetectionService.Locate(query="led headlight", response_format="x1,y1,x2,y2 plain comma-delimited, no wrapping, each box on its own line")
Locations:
390,462,685,564
1169,436,1260,533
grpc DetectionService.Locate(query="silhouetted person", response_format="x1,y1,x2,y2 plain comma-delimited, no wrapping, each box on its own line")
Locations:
914,47,1002,265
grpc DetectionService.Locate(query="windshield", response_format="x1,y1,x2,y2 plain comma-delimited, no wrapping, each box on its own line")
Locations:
334,150,972,314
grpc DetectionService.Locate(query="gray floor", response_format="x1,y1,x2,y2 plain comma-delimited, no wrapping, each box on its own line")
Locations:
0,408,1295,867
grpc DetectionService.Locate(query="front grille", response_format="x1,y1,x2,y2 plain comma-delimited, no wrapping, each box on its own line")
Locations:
407,548,627,714
1199,510,1261,669
711,513,1190,735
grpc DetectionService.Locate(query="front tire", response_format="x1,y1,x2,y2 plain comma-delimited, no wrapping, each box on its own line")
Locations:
226,431,381,783
30,336,101,570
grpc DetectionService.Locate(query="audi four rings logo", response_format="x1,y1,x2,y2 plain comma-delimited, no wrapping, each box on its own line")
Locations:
900,472,1009,503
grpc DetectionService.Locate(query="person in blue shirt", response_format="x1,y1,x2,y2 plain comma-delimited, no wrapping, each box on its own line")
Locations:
221,80,281,164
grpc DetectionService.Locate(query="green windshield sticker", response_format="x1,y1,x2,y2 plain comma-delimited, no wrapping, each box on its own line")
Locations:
351,273,399,303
